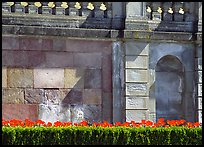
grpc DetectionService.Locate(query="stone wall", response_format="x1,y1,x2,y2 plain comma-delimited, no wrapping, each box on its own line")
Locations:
2,35,113,123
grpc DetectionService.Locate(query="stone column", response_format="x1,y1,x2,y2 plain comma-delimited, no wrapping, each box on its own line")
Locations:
112,41,125,123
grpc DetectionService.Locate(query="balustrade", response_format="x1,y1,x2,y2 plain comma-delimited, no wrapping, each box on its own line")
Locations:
2,2,111,18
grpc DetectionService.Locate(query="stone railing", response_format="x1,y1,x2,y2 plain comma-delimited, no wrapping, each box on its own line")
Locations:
2,2,112,18
145,2,194,22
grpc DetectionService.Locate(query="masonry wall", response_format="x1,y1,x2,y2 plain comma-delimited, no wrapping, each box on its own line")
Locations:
2,35,113,123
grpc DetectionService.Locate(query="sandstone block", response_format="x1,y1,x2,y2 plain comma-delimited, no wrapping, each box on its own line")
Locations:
126,96,148,109
126,69,148,82
126,110,148,122
2,68,7,88
2,88,24,104
126,83,148,96
64,68,84,88
2,104,38,122
34,68,64,88
84,69,102,89
74,53,102,68
7,68,33,88
125,56,148,69
83,89,102,104
25,89,45,104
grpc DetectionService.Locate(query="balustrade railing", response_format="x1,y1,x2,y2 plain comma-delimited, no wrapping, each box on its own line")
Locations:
146,2,193,22
2,2,112,18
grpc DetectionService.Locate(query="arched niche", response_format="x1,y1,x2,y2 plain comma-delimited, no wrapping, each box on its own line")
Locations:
155,55,185,121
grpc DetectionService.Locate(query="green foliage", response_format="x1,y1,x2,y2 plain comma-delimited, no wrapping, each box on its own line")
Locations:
2,126,202,145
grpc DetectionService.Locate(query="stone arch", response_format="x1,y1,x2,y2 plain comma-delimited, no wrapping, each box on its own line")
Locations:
155,55,185,121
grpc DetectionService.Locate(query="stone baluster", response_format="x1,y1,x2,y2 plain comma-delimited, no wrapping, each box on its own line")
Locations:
41,2,55,15
163,2,173,21
183,2,191,22
55,2,69,15
81,2,94,17
94,2,105,18
174,2,184,22
15,2,27,13
103,2,111,18
146,2,152,20
28,2,39,14
69,2,82,16
152,2,162,21
2,2,14,13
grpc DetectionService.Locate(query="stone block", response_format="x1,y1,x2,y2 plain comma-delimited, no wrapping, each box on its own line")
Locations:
2,36,19,50
102,92,113,123
45,89,67,105
83,89,102,104
61,89,83,104
53,39,66,51
2,50,46,67
126,83,148,96
126,110,148,122
102,54,112,92
25,89,45,104
198,84,202,97
198,110,202,124
64,68,84,88
125,42,149,55
45,52,74,68
74,53,102,68
84,69,102,89
19,37,42,50
2,68,7,88
34,68,64,88
198,71,202,83
2,88,24,104
2,104,39,122
126,96,148,109
126,69,148,82
38,103,71,123
7,68,33,88
198,97,202,110
66,40,112,54
196,58,202,70
125,56,148,69
71,104,102,123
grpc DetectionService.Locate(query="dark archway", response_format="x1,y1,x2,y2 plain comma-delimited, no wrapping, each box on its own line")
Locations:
155,55,185,121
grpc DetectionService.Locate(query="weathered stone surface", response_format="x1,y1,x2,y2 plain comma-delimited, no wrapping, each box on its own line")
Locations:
84,69,102,89
19,37,42,50
39,103,71,123
126,97,148,109
198,97,202,110
74,53,102,68
61,89,83,104
53,39,66,51
126,83,148,96
2,104,39,122
196,58,202,70
34,68,64,88
66,40,112,54
2,36,19,50
25,89,45,104
125,56,148,69
102,54,112,92
125,42,149,55
2,88,24,104
64,68,84,88
198,84,202,97
45,52,74,67
126,69,148,82
198,71,202,83
45,89,67,105
83,89,102,104
2,68,7,88
2,50,46,67
7,68,33,88
102,92,113,123
71,104,102,123
126,110,148,122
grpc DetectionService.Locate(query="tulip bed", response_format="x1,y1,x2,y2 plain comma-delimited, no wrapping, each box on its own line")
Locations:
2,118,202,145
